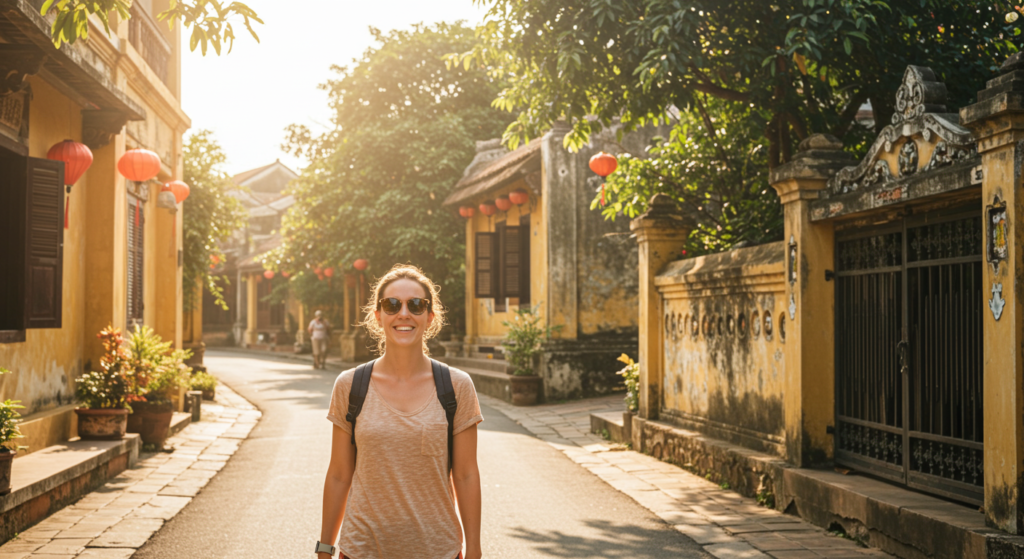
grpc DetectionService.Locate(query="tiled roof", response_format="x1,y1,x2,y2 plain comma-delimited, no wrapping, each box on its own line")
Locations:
442,140,542,207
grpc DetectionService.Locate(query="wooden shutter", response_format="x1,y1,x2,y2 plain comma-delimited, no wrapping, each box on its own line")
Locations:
0,150,26,332
24,157,64,329
503,225,521,297
519,214,531,305
474,232,496,298
127,196,145,326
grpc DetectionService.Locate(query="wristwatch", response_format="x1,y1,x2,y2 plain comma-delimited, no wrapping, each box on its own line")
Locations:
314,541,336,556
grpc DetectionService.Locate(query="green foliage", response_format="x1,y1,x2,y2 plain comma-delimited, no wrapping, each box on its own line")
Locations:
0,369,25,451
757,488,776,509
500,307,561,376
616,353,640,413
76,327,141,410
125,326,193,405
190,370,217,393
182,131,247,312
274,22,513,322
40,0,262,54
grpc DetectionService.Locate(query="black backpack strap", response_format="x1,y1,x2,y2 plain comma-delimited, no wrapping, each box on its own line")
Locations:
431,359,458,473
345,360,376,455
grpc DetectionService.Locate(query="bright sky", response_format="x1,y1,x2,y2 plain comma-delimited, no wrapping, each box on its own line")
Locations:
180,1,488,177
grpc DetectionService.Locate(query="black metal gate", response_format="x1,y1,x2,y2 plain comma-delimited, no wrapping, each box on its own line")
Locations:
834,208,984,505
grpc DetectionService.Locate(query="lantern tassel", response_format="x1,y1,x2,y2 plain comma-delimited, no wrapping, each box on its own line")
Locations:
64,194,70,229
601,183,606,207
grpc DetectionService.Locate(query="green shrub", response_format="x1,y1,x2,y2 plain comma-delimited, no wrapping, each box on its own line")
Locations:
76,327,140,410
125,326,193,405
0,369,25,451
190,370,217,393
616,354,639,413
500,306,561,376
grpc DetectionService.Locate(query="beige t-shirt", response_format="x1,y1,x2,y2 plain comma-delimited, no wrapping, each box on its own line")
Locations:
326,364,483,559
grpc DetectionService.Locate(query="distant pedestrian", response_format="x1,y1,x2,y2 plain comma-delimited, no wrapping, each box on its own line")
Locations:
316,264,483,559
308,310,332,369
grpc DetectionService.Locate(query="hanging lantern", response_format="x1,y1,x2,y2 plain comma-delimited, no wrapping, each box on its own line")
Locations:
495,196,513,212
118,148,161,182
588,151,618,207
479,202,497,216
353,259,368,271
211,254,220,265
509,189,530,205
167,180,190,204
282,271,291,278
324,267,335,278
263,270,275,280
459,206,476,218
47,140,94,229
157,183,177,210
313,266,323,275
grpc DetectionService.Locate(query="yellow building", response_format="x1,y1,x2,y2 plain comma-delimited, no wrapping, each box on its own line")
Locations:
442,125,666,401
0,2,189,454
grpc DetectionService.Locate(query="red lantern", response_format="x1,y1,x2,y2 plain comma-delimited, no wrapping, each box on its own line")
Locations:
324,267,335,278
47,140,94,229
495,196,513,211
353,259,368,271
509,189,529,205
210,254,220,265
263,270,275,280
282,271,291,278
588,151,618,207
118,148,161,182
459,206,476,218
166,180,190,204
313,266,323,275
479,202,497,216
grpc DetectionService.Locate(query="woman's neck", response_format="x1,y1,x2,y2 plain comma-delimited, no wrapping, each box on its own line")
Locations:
377,345,430,380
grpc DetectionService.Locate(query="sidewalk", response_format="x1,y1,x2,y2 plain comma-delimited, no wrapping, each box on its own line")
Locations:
208,345,358,371
479,394,894,559
0,386,260,559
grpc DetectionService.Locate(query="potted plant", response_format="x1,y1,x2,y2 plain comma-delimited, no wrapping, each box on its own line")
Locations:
500,307,561,406
75,327,139,440
190,370,218,401
0,367,26,496
616,353,640,444
125,326,193,449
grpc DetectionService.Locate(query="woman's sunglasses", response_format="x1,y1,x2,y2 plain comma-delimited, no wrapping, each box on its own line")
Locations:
378,297,432,315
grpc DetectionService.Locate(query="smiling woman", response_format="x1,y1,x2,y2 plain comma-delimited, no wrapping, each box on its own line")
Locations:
359,264,448,356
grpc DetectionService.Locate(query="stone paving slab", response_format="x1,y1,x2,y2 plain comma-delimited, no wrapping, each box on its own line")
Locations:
480,394,894,559
0,384,260,559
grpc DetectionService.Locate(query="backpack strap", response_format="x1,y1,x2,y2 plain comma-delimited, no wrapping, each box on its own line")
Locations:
345,360,376,456
431,359,458,473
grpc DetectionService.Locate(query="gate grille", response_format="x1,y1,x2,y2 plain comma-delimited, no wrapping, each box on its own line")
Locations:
835,211,983,505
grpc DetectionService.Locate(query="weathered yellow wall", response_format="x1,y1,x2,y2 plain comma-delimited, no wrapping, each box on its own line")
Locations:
655,243,788,454
0,78,86,422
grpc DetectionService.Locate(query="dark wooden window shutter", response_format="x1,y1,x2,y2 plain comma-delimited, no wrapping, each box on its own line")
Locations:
24,157,64,329
0,150,27,333
503,225,521,298
474,232,496,298
127,195,145,326
519,214,531,305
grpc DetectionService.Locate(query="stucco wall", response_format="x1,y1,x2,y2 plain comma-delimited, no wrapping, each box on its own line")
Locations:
656,242,788,455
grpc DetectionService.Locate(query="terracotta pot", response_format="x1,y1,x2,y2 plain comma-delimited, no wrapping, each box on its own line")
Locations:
201,388,216,401
0,449,13,496
509,374,543,406
127,401,174,447
75,408,129,440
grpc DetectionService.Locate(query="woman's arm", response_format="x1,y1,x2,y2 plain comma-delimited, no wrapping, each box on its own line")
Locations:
319,424,355,559
452,425,481,559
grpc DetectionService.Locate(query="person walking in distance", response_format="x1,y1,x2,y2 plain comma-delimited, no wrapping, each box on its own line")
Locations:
308,310,332,369
316,264,483,559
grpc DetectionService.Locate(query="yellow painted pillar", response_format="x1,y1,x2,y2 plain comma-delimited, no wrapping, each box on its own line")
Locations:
961,53,1024,534
769,134,854,467
464,216,477,347
245,274,258,346
630,195,691,420
294,299,306,347
342,276,352,333
150,184,179,348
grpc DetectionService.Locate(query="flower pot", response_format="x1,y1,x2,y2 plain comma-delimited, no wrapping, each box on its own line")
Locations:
75,408,129,440
127,401,174,447
509,374,543,406
0,449,14,496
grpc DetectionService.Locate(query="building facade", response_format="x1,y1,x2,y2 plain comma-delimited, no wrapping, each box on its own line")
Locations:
0,3,189,454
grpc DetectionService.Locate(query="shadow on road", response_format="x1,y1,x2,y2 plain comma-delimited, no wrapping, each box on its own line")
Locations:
506,519,708,558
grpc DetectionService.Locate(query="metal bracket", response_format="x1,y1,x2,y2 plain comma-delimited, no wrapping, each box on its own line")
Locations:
825,270,835,282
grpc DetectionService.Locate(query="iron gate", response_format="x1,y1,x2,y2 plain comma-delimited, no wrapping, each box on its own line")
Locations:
834,208,984,505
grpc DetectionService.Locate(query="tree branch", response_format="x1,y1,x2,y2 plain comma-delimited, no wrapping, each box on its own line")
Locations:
781,112,808,142
832,89,869,139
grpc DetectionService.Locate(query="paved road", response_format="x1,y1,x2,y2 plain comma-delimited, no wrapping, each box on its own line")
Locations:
135,351,710,558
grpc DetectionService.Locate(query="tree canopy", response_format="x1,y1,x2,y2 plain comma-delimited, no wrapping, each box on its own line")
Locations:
271,22,512,327
182,130,247,312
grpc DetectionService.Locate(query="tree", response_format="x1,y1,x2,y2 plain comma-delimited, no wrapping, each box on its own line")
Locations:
272,22,513,329
182,130,247,312
459,0,1022,251
40,0,261,55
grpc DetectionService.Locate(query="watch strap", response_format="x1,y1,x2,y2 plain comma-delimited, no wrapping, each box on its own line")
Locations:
314,541,336,556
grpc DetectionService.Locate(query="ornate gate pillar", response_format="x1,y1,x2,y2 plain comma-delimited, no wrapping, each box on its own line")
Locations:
630,195,692,420
770,135,854,466
962,53,1024,534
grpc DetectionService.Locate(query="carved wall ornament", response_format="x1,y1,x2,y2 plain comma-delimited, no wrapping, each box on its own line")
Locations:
923,141,972,172
987,196,1009,273
990,283,1005,321
788,294,796,321
787,235,797,284
898,140,918,177
892,66,948,126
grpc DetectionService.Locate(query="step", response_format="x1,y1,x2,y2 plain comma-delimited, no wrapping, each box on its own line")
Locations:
590,411,628,443
437,357,512,403
442,356,509,375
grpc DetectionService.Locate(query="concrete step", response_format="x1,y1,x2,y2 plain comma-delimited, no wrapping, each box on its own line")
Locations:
590,410,628,444
437,357,513,403
441,356,509,375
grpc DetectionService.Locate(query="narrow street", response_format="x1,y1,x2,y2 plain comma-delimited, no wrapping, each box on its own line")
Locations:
134,351,711,558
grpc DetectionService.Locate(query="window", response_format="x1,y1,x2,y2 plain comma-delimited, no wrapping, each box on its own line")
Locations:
127,194,145,328
474,215,531,309
0,147,65,341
